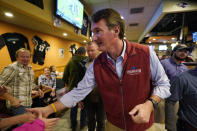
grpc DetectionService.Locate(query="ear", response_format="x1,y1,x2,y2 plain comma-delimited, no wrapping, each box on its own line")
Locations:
113,26,120,38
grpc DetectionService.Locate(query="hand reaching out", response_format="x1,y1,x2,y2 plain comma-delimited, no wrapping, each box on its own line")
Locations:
21,112,37,123
78,101,84,109
26,106,51,118
38,111,59,131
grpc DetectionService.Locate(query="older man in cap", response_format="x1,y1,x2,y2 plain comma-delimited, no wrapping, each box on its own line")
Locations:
160,44,190,131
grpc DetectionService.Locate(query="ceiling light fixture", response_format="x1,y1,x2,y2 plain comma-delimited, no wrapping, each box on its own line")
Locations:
63,33,67,36
83,40,87,43
153,38,156,41
4,12,13,18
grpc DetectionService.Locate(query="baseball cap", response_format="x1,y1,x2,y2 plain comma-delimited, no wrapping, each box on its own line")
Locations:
173,44,190,52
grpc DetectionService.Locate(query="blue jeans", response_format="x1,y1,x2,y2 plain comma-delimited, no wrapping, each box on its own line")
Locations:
70,105,86,128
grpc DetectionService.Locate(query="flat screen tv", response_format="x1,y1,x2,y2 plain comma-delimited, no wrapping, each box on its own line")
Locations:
192,32,197,42
159,45,167,51
55,0,84,29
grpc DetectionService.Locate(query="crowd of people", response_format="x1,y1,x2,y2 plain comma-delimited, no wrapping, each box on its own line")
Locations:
0,8,197,131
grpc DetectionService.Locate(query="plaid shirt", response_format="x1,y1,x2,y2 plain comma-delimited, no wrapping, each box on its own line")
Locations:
38,74,56,89
0,62,35,107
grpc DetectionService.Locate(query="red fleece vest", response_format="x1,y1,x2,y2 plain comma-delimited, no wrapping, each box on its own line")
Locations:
94,41,154,131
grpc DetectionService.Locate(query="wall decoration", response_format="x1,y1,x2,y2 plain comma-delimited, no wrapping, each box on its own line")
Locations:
32,35,50,65
59,48,64,58
1,32,30,62
25,0,44,9
81,12,89,36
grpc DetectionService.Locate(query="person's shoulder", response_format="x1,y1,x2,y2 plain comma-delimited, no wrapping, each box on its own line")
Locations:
160,58,169,64
6,62,18,69
177,69,191,79
94,52,106,63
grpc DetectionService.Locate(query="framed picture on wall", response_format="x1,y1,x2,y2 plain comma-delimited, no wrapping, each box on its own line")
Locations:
59,48,64,58
81,12,89,36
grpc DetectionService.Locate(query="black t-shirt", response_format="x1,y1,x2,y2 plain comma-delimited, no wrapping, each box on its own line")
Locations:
32,35,50,65
0,33,30,62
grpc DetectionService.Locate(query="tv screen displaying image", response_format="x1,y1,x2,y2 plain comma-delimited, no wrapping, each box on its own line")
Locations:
192,32,197,42
159,45,167,51
55,0,84,29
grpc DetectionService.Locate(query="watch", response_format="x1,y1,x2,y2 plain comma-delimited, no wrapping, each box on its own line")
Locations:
147,98,158,109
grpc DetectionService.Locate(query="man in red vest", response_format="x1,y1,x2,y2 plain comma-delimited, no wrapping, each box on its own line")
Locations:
28,8,171,131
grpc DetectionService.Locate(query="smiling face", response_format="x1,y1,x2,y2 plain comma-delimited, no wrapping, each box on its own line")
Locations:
91,19,116,52
16,51,30,67
44,67,50,76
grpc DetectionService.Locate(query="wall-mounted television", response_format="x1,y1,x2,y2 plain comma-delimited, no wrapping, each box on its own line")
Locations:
192,32,197,42
55,0,84,29
159,45,167,51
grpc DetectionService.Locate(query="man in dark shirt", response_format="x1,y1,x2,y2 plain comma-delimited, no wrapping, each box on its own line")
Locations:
62,47,87,131
0,33,30,62
160,44,189,131
168,66,197,131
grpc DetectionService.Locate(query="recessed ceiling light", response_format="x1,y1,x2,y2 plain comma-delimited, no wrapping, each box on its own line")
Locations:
171,37,176,40
153,38,156,41
163,41,167,43
83,40,87,43
63,33,67,36
173,20,176,23
4,12,13,18
149,41,151,43
121,16,124,19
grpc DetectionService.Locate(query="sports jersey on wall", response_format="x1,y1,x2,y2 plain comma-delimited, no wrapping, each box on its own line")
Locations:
32,35,50,65
25,0,44,9
0,33,30,62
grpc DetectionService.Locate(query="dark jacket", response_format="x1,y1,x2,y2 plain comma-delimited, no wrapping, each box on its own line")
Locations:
62,55,87,91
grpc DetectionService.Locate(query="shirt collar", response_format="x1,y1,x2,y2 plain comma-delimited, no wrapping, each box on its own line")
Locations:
107,40,126,60
17,62,32,69
169,57,184,66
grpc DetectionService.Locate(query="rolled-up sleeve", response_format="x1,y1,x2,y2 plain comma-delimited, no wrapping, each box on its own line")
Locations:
60,62,95,107
149,47,171,99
